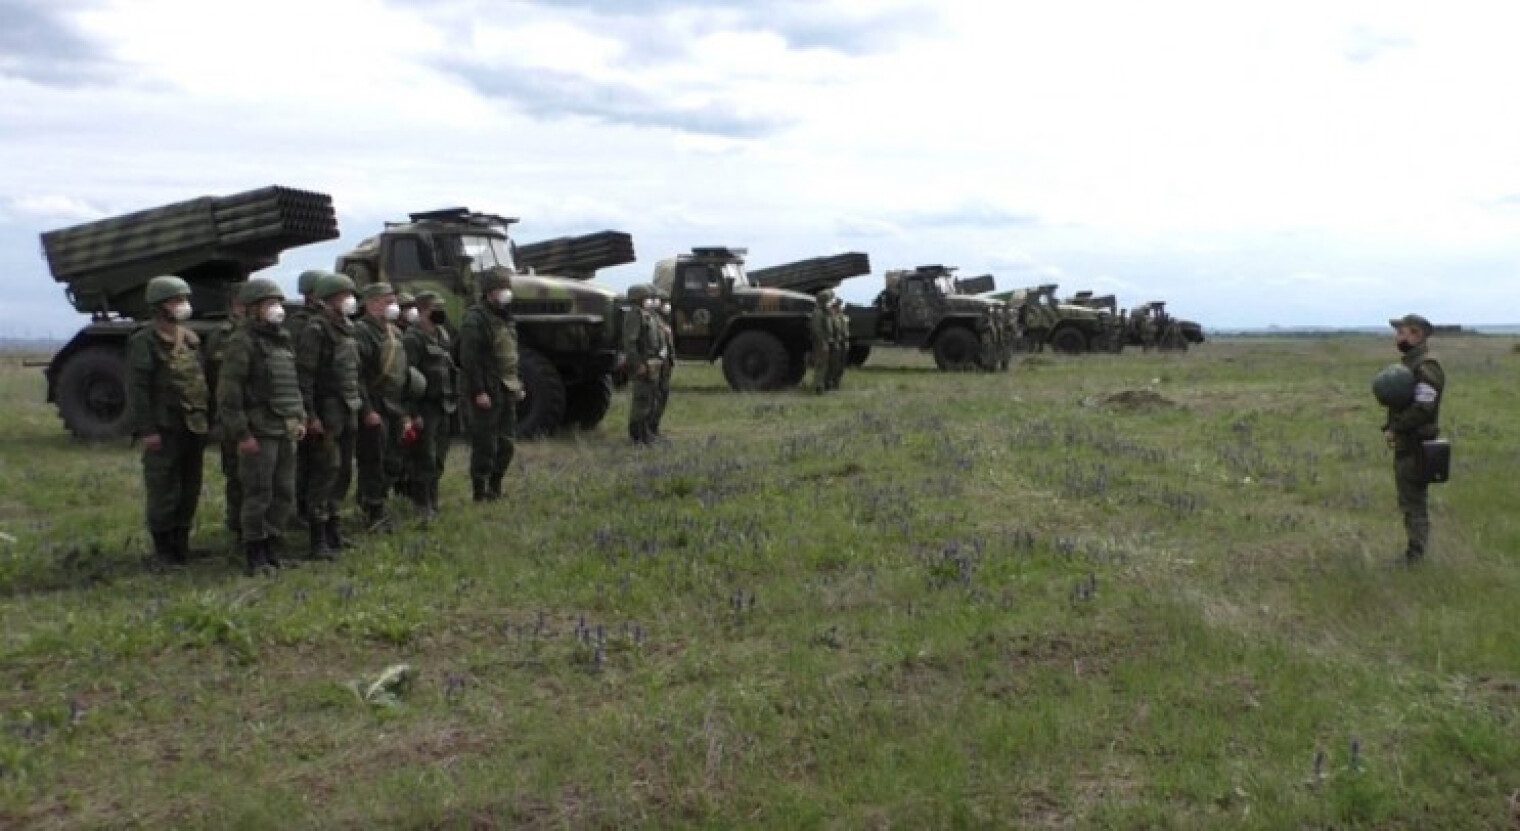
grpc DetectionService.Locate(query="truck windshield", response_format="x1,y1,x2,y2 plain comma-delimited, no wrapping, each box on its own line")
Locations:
458,235,516,273
722,263,750,287
935,276,957,296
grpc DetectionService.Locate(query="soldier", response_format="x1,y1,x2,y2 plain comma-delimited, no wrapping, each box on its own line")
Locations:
977,308,997,371
403,291,460,516
397,292,418,332
809,289,833,393
621,284,661,444
289,269,324,527
827,296,848,390
218,278,307,574
204,288,246,537
1000,305,1017,370
127,275,211,567
1383,313,1445,566
296,272,363,559
353,283,414,529
649,291,676,439
459,268,525,499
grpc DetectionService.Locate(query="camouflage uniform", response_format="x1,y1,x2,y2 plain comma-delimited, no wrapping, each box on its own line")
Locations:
219,280,306,572
1383,317,1445,563
1000,306,1016,370
353,285,413,528
204,312,243,535
809,290,833,393
649,296,675,437
459,271,522,499
622,284,661,443
978,311,997,370
403,294,459,515
127,281,210,566
296,277,362,557
287,269,323,527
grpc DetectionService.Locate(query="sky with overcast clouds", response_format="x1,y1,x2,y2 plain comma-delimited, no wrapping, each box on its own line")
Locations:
2,0,1519,338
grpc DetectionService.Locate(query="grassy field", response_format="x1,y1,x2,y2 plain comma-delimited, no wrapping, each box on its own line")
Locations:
1,336,1517,829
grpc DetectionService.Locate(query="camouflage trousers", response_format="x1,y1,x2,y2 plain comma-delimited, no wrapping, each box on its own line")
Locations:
356,415,402,512
306,417,356,523
238,435,296,543
469,386,517,482
1395,451,1431,558
407,402,453,499
219,437,242,532
651,370,672,434
826,344,846,389
810,346,831,392
628,375,657,441
141,426,204,534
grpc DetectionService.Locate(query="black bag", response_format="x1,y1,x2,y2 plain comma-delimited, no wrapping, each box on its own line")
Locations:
1421,439,1451,485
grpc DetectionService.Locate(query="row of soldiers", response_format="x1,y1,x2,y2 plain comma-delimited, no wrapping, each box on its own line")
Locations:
128,267,525,574
809,290,850,392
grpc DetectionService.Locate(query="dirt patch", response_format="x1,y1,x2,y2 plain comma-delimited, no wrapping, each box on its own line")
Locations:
1084,389,1178,412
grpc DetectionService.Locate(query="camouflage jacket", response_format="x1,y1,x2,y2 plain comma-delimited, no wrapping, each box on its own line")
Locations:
459,304,522,395
126,322,209,437
217,320,305,440
809,307,831,350
354,314,411,420
403,323,460,410
1385,343,1444,447
297,311,362,429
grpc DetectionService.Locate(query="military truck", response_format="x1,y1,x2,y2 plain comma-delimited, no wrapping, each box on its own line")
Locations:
993,284,1115,355
39,186,339,439
1061,290,1126,353
1123,301,1205,351
653,247,818,391
334,209,631,437
841,265,1002,371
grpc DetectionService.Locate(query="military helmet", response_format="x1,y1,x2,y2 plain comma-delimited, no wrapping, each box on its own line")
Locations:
627,283,650,302
414,290,441,307
360,282,396,301
817,289,834,304
144,275,192,306
313,271,356,301
398,291,416,307
239,277,285,306
297,269,328,296
479,267,514,292
1372,363,1416,407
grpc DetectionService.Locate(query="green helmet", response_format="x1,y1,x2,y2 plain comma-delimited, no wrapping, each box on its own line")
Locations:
239,277,285,306
627,283,650,303
1372,363,1416,407
313,271,356,301
414,290,441,307
817,289,834,304
398,291,416,307
297,269,328,296
479,267,513,292
144,275,192,306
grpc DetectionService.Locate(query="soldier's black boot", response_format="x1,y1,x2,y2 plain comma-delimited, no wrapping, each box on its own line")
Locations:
472,479,489,502
323,516,353,551
364,504,393,533
244,539,269,576
264,536,284,569
151,531,186,568
308,522,336,561
174,527,202,561
487,475,504,501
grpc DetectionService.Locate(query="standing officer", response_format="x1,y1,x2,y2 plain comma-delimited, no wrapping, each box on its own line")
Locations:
1383,313,1445,565
459,268,524,499
218,278,307,574
205,288,246,538
354,283,413,530
648,290,675,439
289,269,324,528
127,275,210,567
827,296,848,390
621,284,660,443
403,291,459,516
296,271,362,559
809,289,833,393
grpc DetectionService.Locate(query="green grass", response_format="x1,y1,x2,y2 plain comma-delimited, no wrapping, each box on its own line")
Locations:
0,338,1517,829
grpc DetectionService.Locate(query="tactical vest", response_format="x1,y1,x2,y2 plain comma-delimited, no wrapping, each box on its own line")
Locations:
1397,345,1444,440
410,327,459,408
315,315,363,412
485,310,519,387
359,316,408,399
248,324,304,420
155,326,210,434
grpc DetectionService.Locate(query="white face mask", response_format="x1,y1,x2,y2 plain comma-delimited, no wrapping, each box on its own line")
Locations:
403,307,420,324
643,298,658,310
169,301,192,321
338,296,359,316
384,302,401,321
661,302,671,315
264,304,286,325
494,288,513,306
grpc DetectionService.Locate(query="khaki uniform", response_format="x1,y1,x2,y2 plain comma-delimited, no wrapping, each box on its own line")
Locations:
403,322,459,510
622,305,661,442
459,302,522,495
354,315,411,520
297,311,361,526
127,323,210,548
217,320,305,543
1384,343,1445,560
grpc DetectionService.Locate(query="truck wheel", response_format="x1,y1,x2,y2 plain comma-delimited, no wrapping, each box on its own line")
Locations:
515,348,567,438
564,373,614,430
721,330,791,391
56,346,132,440
1050,327,1089,355
847,343,871,367
931,326,979,371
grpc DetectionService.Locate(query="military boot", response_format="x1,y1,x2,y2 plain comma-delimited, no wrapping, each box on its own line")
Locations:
244,539,270,576
174,527,205,561
264,536,284,569
308,522,336,561
472,479,489,503
151,530,186,568
487,475,504,501
364,504,394,533
324,517,353,551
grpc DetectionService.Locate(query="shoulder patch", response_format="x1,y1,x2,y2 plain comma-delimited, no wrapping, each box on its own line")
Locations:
1414,382,1438,404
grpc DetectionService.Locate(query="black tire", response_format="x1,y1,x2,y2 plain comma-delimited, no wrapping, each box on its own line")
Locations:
1050,327,1089,355
847,342,871,367
564,373,614,430
931,326,980,371
55,346,132,440
721,330,791,391
515,348,567,438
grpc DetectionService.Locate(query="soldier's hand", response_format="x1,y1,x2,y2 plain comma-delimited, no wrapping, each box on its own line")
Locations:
475,393,492,410
513,387,527,401
307,418,325,438
292,423,307,442
142,434,162,452
363,412,383,428
238,436,260,456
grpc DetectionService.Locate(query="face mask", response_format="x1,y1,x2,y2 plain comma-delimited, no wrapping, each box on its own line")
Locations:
1396,340,1414,353
661,303,671,315
384,302,401,321
264,304,286,326
644,298,658,310
169,301,192,321
403,307,419,324
494,289,513,306
338,296,359,317
428,308,448,325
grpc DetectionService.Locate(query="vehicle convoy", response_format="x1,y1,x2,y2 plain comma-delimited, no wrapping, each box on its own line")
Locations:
40,185,340,439
992,284,1117,355
653,247,820,391
840,265,1004,371
335,209,634,437
1123,300,1206,351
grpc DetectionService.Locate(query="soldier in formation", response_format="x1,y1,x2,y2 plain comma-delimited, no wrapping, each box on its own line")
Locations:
810,289,834,393
354,283,414,530
827,296,848,390
128,276,211,567
204,287,245,538
999,305,1017,370
289,269,324,527
622,284,663,443
1382,314,1445,566
649,291,675,438
978,308,998,371
403,291,460,516
217,278,307,574
459,268,524,498
296,271,362,559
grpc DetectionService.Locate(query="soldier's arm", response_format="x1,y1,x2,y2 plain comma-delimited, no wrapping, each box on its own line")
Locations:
1387,362,1445,434
295,322,323,418
125,332,157,438
216,336,253,441
501,322,522,391
621,308,643,357
458,314,486,395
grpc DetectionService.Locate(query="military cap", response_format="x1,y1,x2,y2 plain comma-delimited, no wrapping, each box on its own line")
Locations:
144,275,192,305
398,291,416,307
1388,313,1433,335
297,269,328,295
414,290,442,306
361,282,396,301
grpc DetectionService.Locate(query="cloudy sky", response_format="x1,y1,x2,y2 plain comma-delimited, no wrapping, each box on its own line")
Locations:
3,0,1518,336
